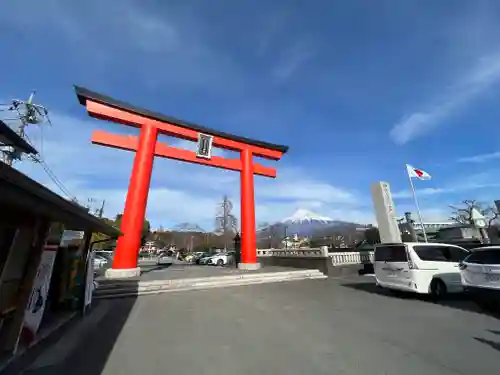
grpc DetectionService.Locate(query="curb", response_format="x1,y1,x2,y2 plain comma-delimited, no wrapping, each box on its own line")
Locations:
95,270,327,299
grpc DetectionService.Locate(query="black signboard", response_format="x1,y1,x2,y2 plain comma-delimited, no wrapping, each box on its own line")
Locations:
196,133,213,159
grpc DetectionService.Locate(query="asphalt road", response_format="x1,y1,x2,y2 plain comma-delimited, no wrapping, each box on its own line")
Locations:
12,276,500,375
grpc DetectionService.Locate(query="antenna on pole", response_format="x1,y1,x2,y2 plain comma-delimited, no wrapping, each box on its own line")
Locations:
1,91,52,166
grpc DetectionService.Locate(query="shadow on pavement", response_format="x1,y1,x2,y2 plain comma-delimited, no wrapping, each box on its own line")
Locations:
340,281,494,316
140,263,173,274
4,284,140,375
474,337,500,352
475,330,500,352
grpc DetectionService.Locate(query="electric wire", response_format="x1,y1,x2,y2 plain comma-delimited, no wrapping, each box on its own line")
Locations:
23,132,77,201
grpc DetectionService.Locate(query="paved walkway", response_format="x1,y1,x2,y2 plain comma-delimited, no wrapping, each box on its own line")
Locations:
98,263,300,283
10,276,500,374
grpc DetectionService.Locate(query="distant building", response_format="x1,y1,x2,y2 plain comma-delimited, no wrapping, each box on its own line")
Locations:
412,222,455,232
143,241,157,252
435,225,482,241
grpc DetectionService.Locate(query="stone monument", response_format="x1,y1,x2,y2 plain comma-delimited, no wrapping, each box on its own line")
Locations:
370,181,402,243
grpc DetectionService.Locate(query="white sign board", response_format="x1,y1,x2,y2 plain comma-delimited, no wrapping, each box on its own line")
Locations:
84,252,95,308
21,245,58,341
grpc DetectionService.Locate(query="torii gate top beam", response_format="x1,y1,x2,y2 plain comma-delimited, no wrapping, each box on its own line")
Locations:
74,86,288,161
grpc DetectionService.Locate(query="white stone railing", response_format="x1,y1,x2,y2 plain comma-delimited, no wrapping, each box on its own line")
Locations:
257,247,375,267
329,251,374,266
257,247,329,257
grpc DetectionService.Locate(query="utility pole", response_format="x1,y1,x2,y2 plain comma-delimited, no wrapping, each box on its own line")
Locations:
98,199,106,218
87,198,106,217
1,91,51,166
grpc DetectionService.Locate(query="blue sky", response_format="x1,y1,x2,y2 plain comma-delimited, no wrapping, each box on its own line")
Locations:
3,0,500,230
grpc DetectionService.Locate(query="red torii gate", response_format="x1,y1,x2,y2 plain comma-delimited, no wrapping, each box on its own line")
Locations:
75,86,288,278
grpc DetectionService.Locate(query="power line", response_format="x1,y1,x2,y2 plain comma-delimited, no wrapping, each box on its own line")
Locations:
21,132,77,201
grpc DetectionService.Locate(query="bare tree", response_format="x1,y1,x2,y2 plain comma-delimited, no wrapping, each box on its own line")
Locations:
214,195,238,249
449,200,499,227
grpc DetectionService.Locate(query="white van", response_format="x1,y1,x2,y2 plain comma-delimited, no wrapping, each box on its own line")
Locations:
374,242,470,299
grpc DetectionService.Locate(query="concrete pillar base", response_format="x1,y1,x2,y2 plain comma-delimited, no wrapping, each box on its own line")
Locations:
105,267,141,279
237,262,261,271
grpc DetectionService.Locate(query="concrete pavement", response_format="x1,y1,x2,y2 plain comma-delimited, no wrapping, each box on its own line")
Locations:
10,276,500,375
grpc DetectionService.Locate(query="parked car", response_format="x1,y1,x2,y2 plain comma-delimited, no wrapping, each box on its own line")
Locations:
460,246,500,312
97,250,114,257
207,252,234,266
95,251,113,262
374,242,470,300
92,254,109,270
198,255,213,265
157,250,175,266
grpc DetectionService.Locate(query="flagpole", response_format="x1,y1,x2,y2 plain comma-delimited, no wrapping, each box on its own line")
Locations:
407,169,428,242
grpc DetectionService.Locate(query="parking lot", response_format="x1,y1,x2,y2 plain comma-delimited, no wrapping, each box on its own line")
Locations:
15,275,500,375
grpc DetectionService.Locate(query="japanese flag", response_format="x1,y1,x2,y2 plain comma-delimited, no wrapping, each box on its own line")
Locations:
406,164,431,180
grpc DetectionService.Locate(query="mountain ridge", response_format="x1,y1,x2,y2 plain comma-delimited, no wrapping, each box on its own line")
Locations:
259,208,359,237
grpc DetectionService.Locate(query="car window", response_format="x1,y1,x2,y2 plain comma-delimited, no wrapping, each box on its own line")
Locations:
413,245,454,262
375,245,407,262
448,246,470,262
465,250,500,265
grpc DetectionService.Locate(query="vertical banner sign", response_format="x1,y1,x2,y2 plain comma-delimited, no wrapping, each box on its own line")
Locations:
21,245,58,342
84,252,94,309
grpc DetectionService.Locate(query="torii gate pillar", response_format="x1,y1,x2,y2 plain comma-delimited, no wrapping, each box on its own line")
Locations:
239,148,258,267
75,86,288,278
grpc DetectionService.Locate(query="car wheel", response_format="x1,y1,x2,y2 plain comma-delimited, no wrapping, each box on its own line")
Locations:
430,279,447,301
217,259,224,266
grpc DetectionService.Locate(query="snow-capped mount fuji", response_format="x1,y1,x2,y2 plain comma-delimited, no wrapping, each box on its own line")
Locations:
279,209,338,236
257,209,358,238
282,209,334,224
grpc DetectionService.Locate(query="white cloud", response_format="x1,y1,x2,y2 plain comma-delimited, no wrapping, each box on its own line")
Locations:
257,178,355,203
12,109,367,229
389,52,500,144
271,38,318,81
392,187,447,199
457,151,500,163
